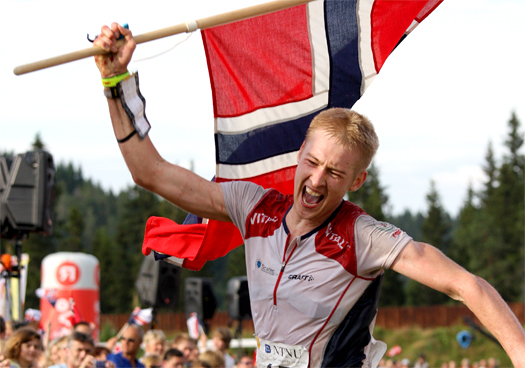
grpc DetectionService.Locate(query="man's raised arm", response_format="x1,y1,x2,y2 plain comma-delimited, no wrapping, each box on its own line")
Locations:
391,240,525,367
93,23,230,223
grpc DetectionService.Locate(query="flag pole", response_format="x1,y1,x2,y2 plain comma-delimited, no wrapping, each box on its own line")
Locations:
13,0,314,76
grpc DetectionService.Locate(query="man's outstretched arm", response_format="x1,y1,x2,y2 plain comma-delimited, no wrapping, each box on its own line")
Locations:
93,23,230,222
391,240,525,367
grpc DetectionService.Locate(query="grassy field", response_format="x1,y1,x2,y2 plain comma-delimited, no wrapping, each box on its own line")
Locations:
373,324,513,368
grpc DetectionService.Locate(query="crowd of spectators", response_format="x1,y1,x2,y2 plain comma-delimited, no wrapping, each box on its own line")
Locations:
0,315,254,368
378,353,501,368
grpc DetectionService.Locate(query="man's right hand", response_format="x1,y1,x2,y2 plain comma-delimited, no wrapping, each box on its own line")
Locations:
93,23,136,78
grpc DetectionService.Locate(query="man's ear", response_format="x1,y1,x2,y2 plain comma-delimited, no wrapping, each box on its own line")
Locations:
297,142,306,163
348,170,367,192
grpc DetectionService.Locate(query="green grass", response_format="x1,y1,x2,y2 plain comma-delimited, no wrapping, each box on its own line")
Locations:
373,324,513,367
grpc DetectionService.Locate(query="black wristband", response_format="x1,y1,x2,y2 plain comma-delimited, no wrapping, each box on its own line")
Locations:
117,129,137,144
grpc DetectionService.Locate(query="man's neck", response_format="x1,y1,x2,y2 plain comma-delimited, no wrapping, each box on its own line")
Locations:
122,352,136,366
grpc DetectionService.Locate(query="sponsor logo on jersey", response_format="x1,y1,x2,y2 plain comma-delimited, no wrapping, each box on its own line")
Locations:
373,220,403,238
256,259,276,276
288,274,314,282
325,222,346,249
250,212,279,225
373,221,395,232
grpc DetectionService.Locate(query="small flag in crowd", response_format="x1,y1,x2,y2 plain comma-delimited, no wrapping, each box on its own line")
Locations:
45,289,58,307
187,312,205,339
67,297,83,326
25,308,42,322
127,307,153,326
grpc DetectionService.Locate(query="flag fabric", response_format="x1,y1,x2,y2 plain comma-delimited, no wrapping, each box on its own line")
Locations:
143,0,443,268
127,307,153,326
45,289,58,308
24,308,42,322
187,312,205,339
67,297,83,326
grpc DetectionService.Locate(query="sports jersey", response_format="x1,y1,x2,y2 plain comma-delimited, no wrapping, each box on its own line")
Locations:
222,181,412,368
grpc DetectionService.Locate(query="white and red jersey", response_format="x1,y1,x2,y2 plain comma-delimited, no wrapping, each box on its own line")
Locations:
222,181,412,368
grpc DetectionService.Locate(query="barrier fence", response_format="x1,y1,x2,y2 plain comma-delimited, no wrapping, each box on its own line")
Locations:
100,302,524,335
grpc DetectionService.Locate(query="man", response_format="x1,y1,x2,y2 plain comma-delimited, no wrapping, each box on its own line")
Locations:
73,322,94,338
93,23,525,368
162,349,184,368
107,325,144,368
49,332,114,368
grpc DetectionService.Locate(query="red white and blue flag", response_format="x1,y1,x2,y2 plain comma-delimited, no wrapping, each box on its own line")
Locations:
143,0,443,269
127,307,153,326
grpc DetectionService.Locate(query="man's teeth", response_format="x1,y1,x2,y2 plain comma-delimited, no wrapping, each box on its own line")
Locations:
305,187,321,197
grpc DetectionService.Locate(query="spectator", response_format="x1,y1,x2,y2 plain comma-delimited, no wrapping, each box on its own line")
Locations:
211,328,233,368
198,351,224,368
107,325,144,368
142,330,166,359
400,358,410,368
478,359,487,368
460,357,470,368
3,327,42,368
235,355,253,368
162,349,184,368
43,337,63,367
72,323,93,339
93,345,110,361
141,354,162,368
171,334,195,364
487,357,497,368
414,354,429,368
55,336,69,366
190,360,211,368
0,316,6,340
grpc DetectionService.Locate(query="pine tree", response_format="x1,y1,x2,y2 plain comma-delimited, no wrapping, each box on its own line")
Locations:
405,181,451,306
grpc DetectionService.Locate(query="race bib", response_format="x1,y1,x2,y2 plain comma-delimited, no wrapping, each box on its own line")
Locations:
255,337,309,368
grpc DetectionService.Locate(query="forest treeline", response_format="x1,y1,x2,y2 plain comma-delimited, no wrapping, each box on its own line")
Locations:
1,112,523,314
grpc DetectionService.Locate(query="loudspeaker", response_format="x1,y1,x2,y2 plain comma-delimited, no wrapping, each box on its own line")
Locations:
135,253,180,308
184,277,217,320
227,276,252,320
0,151,55,238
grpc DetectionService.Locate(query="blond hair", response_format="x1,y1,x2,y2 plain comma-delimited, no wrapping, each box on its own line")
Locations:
198,350,225,368
305,108,379,171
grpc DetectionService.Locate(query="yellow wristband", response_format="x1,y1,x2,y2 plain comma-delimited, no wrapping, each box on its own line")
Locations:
101,71,130,88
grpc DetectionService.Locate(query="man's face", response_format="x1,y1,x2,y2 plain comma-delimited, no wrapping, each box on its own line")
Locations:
145,338,164,356
163,357,185,368
292,129,366,227
67,340,93,368
120,327,142,357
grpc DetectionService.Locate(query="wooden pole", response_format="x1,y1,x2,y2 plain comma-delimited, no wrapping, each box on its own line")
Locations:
13,0,314,76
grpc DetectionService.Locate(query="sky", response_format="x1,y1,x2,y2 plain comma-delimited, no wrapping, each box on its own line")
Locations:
2,0,524,217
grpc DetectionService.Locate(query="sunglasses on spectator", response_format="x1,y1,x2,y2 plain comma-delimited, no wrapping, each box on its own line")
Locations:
120,337,136,343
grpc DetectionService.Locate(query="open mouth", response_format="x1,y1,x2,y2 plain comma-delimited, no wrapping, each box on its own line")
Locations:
302,186,324,206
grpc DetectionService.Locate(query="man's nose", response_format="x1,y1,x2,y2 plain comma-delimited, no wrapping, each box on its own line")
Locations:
310,167,326,187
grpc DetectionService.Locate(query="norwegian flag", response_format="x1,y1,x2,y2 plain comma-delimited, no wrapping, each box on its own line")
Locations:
45,289,58,308
143,0,443,269
68,297,83,326
25,308,42,322
187,312,205,339
127,307,153,326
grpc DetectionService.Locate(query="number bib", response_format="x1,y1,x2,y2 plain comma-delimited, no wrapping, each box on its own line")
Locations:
255,337,309,368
